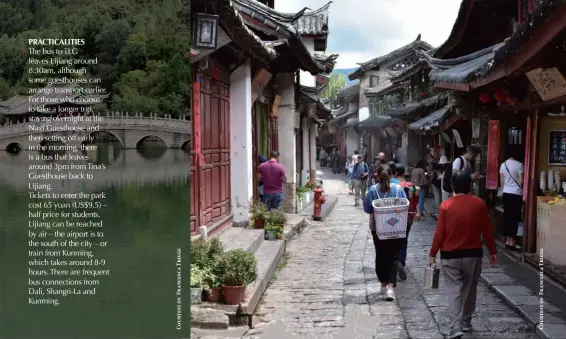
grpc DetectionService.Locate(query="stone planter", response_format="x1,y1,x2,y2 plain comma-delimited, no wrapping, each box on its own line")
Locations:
296,191,314,213
190,287,203,304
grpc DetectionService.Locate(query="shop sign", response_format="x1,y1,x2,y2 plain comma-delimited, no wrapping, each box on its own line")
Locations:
548,130,566,165
526,67,566,101
486,120,500,190
251,69,272,103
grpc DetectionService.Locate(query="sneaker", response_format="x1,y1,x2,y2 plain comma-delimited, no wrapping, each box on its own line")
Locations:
378,284,386,294
461,326,472,332
397,262,407,281
447,329,463,338
385,288,395,301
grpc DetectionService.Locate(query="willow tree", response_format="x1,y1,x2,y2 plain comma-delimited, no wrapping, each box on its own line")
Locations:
321,73,347,104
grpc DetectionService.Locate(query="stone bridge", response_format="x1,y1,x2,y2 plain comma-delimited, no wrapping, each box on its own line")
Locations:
0,150,190,193
0,113,191,151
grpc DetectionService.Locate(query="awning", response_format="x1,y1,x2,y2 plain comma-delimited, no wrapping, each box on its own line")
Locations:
408,106,454,131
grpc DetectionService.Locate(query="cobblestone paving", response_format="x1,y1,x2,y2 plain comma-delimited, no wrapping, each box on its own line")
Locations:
241,170,539,339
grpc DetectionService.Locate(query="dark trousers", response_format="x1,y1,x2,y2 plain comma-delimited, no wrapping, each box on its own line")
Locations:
503,193,522,237
371,231,403,285
398,221,413,266
262,192,283,210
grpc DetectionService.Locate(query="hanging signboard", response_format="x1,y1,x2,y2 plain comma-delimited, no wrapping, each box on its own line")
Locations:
526,67,566,101
523,117,531,201
486,120,500,190
548,130,566,165
251,69,272,103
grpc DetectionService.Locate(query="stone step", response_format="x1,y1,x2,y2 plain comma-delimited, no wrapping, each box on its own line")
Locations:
219,227,264,254
191,238,286,329
299,195,338,221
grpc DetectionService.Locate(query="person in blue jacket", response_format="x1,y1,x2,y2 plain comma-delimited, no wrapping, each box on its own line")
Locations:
364,164,407,302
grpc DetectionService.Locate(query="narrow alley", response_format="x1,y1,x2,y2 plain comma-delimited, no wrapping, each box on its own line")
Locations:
241,168,539,339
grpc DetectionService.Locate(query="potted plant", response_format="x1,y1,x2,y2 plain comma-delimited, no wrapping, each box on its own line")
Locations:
217,249,257,305
190,266,209,304
265,222,278,240
249,202,268,228
266,209,287,239
202,270,222,302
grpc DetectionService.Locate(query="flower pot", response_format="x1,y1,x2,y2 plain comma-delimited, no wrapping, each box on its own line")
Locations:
254,217,265,229
204,287,222,302
266,231,276,241
222,285,245,305
190,287,203,304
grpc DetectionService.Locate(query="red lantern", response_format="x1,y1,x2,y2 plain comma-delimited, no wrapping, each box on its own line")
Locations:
479,93,492,104
493,90,506,103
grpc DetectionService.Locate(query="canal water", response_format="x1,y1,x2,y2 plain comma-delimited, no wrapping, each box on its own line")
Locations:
0,141,191,338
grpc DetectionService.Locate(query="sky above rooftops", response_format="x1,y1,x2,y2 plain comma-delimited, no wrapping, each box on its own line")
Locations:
275,0,461,69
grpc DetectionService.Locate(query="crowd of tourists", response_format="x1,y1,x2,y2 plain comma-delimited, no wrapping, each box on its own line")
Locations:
345,144,516,339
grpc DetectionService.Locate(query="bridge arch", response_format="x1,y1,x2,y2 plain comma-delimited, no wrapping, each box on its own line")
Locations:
6,142,22,154
181,139,190,151
135,135,168,149
88,131,124,148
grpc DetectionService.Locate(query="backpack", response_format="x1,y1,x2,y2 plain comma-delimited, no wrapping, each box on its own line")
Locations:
442,156,464,193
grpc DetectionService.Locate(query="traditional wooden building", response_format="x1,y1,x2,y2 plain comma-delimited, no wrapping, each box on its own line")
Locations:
190,0,337,235
420,0,566,279
346,35,433,161
328,83,360,161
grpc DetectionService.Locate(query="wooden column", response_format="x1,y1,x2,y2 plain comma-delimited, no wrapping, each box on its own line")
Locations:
524,109,540,254
191,66,203,230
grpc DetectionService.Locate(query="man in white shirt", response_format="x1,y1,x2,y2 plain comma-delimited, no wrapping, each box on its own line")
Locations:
453,145,482,181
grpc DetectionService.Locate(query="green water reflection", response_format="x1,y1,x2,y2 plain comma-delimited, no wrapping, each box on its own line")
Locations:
0,144,190,339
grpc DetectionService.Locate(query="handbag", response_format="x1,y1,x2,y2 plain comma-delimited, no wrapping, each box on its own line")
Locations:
372,185,410,239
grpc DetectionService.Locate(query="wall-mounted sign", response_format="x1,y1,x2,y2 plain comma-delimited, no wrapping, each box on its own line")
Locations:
486,121,500,190
548,130,566,166
251,69,272,103
526,67,566,101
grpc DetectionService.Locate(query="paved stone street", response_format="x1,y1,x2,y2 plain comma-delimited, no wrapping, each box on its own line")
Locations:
244,170,539,339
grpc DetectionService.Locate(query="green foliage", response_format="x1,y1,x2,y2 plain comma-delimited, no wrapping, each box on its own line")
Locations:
190,237,225,270
249,201,268,219
190,266,215,290
321,73,347,102
0,0,190,116
265,209,287,226
217,249,257,286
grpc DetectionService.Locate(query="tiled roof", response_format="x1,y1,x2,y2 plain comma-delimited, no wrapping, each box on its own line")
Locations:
433,0,473,58
293,2,331,36
386,59,427,83
388,94,447,119
421,43,503,84
216,0,278,62
299,85,331,113
329,108,357,125
408,106,454,131
348,36,433,80
233,0,336,74
357,116,398,128
337,83,360,99
364,81,404,97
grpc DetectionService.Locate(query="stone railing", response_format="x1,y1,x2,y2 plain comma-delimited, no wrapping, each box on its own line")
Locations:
0,112,191,136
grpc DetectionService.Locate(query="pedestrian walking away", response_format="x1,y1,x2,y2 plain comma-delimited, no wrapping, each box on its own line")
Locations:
257,150,286,210
390,163,420,281
429,170,497,339
319,148,328,167
351,155,369,206
345,155,356,194
499,148,524,251
364,164,407,301
437,156,453,201
412,159,429,216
